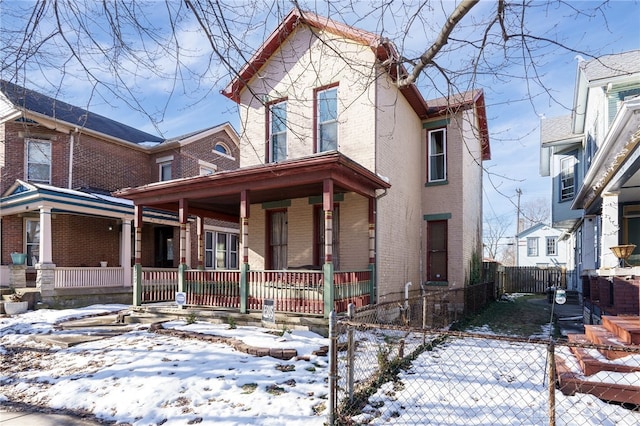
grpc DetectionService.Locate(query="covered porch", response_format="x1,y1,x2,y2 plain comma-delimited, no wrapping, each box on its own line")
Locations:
117,152,391,317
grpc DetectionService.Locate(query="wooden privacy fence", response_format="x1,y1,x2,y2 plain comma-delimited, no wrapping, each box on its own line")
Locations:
495,266,567,294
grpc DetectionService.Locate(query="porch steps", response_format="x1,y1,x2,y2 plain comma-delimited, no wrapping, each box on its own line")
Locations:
555,315,640,406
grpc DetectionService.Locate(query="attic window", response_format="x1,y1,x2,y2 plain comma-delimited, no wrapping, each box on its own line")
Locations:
214,142,229,155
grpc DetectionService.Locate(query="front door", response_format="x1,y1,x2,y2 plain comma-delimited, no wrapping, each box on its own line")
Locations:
154,226,175,267
427,220,447,282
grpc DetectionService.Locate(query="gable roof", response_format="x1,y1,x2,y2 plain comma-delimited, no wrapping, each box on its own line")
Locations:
579,50,640,83
426,89,491,160
221,9,429,118
0,79,163,145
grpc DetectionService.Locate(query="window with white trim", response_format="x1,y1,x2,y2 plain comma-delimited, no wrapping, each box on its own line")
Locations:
527,237,539,257
26,139,52,184
269,101,287,162
317,87,338,152
159,162,172,181
214,142,229,155
546,236,558,256
560,156,575,201
25,218,40,266
428,129,446,182
205,231,239,269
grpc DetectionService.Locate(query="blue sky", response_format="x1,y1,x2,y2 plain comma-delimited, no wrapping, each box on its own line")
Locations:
3,0,640,238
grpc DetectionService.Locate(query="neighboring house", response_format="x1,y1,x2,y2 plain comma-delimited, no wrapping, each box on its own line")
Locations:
117,9,490,314
515,223,568,268
0,79,240,301
540,50,640,319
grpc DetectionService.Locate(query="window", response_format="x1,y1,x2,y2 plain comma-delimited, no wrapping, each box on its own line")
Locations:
546,236,557,256
205,231,239,269
560,156,575,201
527,237,539,257
269,101,287,162
314,205,340,269
214,143,229,155
26,139,51,183
25,218,40,266
159,162,172,181
316,86,338,152
428,129,446,182
198,160,217,176
268,210,288,269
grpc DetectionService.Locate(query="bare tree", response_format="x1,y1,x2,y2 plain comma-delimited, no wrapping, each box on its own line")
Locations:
519,197,551,231
483,216,514,265
0,0,622,134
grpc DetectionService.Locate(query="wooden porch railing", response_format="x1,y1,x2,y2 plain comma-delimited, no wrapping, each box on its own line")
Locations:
137,267,372,315
140,268,178,303
248,270,324,314
54,267,126,288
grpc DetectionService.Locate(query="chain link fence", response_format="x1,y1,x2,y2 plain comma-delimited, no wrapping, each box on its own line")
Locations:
327,298,640,425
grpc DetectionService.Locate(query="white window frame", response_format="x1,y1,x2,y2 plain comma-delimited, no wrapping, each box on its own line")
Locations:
317,86,338,152
527,237,539,257
204,230,239,270
428,129,447,182
156,155,174,182
24,218,40,266
198,160,217,176
546,236,558,256
26,138,52,184
560,156,575,201
269,101,287,162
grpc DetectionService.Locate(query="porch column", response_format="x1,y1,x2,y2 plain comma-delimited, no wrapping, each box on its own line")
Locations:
121,219,132,287
133,205,143,306
323,179,335,318
197,217,204,270
240,190,250,314
601,191,620,268
368,197,376,305
178,199,188,297
36,205,55,300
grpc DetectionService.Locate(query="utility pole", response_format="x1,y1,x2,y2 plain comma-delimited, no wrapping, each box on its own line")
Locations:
515,188,522,267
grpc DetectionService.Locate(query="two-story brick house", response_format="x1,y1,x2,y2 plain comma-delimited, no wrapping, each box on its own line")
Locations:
0,79,240,303
540,50,640,320
118,10,490,314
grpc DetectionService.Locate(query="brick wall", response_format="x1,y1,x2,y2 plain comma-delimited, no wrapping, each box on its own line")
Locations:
612,277,639,315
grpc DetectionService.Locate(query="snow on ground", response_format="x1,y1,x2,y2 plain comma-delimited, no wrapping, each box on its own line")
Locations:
1,304,639,425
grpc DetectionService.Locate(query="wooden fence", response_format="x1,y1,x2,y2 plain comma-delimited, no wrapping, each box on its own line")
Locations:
495,266,567,294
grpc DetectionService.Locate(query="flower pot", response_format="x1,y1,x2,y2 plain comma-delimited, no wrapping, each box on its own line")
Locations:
100,261,108,267
10,252,26,265
3,301,28,315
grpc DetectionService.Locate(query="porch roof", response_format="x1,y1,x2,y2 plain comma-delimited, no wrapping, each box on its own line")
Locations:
0,180,178,223
115,152,391,220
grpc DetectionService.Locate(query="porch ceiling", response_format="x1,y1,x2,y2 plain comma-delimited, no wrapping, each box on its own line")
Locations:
115,152,391,220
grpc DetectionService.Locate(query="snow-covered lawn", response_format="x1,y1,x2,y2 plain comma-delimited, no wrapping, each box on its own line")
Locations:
1,304,639,425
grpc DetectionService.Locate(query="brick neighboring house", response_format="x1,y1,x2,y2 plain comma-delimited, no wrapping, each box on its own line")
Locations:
0,79,240,303
117,9,490,315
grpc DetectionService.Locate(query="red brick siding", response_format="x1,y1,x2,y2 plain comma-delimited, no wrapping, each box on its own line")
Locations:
1,216,24,264
612,277,639,315
52,216,121,267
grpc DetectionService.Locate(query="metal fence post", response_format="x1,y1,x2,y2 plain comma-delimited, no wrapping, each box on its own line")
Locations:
347,325,354,402
548,341,556,426
328,310,337,425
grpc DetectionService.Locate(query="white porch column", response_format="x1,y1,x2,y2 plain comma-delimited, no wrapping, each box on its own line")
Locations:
601,191,620,268
38,205,53,264
121,219,132,286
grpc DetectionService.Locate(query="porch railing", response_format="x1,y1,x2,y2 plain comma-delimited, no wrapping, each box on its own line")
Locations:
185,270,241,308
248,270,324,314
137,267,372,316
140,268,178,303
54,267,125,288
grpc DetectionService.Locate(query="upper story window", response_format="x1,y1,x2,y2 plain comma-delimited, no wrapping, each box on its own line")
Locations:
26,139,51,184
268,100,287,162
546,236,558,256
316,86,338,152
156,155,173,181
214,142,229,155
428,129,447,182
198,160,217,176
527,237,539,257
560,156,575,201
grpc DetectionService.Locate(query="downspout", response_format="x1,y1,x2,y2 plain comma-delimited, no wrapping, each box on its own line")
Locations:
68,128,77,189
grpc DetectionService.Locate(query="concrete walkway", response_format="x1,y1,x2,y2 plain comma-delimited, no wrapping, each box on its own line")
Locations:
0,407,106,425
